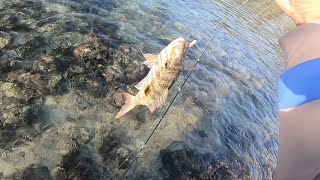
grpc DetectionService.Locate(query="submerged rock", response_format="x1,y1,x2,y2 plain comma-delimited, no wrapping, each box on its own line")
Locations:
0,1,147,177
10,164,53,180
160,142,250,180
55,146,107,180
112,90,125,107
98,128,134,173
0,31,11,48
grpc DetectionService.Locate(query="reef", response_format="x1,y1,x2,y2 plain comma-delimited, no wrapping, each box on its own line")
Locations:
0,0,148,179
0,1,277,179
159,142,250,180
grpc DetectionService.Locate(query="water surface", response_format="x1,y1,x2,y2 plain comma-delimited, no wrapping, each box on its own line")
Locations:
0,0,293,179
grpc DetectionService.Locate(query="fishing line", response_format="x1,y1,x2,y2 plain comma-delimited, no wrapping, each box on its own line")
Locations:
116,28,219,180
109,8,240,179
108,1,249,179
107,37,210,180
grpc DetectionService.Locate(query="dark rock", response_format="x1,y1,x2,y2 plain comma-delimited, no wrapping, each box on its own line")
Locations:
9,164,53,180
99,127,133,175
160,142,250,180
0,128,16,149
197,129,208,138
0,1,146,179
112,91,124,107
56,145,107,180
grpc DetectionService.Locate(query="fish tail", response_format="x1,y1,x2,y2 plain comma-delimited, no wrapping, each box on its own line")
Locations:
116,93,136,119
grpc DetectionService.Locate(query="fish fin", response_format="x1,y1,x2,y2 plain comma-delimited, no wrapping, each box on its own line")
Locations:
146,89,168,113
142,52,158,68
155,89,168,108
147,104,157,113
116,93,136,119
188,40,197,48
143,61,154,69
134,77,147,90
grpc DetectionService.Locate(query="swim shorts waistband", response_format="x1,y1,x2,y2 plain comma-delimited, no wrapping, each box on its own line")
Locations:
279,58,320,109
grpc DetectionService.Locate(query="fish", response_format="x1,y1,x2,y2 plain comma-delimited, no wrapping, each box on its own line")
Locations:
116,38,197,119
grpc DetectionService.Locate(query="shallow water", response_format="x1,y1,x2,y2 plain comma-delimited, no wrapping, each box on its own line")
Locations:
0,0,293,179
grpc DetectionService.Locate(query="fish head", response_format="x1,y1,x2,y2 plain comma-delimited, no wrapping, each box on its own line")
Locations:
164,38,189,68
169,38,190,49
170,38,196,49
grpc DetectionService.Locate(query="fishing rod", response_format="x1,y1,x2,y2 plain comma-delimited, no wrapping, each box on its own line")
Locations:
108,1,250,179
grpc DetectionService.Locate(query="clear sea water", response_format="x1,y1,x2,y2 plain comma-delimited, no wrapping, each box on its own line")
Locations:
0,0,293,179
